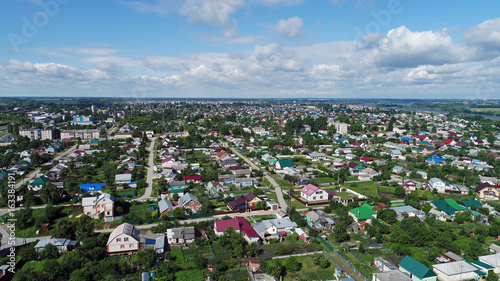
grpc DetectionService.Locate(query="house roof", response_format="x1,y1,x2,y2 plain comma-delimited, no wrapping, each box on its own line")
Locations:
300,184,321,196
459,200,483,209
107,223,140,245
432,199,466,215
349,203,376,220
227,192,260,209
432,261,477,275
35,238,77,249
399,256,437,280
80,182,106,192
158,198,175,213
178,193,199,207
277,160,294,168
183,175,202,180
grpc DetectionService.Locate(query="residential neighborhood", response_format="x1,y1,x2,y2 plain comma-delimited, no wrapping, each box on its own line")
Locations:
0,98,499,281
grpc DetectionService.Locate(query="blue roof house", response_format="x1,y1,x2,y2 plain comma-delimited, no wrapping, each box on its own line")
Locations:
80,182,106,195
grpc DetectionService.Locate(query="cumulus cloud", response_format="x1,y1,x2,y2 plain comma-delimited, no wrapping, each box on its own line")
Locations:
179,0,245,28
463,18,500,52
276,17,305,39
367,26,474,68
251,43,305,71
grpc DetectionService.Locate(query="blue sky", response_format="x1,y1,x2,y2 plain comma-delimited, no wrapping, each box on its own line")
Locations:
1,0,500,99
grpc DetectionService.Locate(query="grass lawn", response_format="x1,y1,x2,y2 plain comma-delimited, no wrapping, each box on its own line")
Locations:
311,177,337,185
127,202,151,219
348,181,379,198
175,269,205,281
342,250,377,279
284,255,335,281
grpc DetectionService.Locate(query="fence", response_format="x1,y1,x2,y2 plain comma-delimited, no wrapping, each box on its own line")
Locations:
331,250,370,281
271,250,323,260
323,250,355,280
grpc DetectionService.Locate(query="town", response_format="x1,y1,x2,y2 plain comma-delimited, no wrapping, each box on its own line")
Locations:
0,98,499,281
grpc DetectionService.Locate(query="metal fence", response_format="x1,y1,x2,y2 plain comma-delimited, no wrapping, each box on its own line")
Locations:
331,250,370,281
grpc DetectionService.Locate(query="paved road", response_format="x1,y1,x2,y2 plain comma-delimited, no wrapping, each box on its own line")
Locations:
0,223,50,254
229,147,288,211
95,209,279,233
135,137,155,201
14,144,77,189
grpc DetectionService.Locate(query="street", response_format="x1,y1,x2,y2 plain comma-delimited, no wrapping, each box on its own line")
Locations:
135,137,155,201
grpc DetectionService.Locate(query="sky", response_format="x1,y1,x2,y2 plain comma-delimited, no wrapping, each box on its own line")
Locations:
0,0,500,99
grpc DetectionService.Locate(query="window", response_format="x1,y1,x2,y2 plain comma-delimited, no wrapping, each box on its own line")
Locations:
129,244,134,248
116,238,121,242
320,196,323,199
124,238,129,242
120,245,125,249
190,202,194,205
313,196,316,200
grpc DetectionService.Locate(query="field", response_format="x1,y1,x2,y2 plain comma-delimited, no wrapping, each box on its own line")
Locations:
258,239,317,260
311,177,337,185
175,269,204,281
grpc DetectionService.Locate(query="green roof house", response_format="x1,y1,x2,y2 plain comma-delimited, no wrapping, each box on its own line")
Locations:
349,203,377,222
276,160,294,170
459,200,483,209
28,176,49,192
399,256,437,281
431,199,467,215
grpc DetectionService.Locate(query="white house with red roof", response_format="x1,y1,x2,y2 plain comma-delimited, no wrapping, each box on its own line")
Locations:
214,217,261,243
300,184,329,204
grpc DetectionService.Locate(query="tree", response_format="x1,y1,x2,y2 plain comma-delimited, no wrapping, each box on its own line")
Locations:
487,271,500,281
285,256,301,272
16,206,33,229
76,215,95,241
40,182,60,205
52,219,76,239
194,256,208,270
136,249,156,270
378,209,397,224
173,207,185,219
40,243,59,259
394,186,406,197
256,200,267,210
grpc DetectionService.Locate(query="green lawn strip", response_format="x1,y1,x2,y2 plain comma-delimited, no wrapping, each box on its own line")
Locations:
283,254,334,281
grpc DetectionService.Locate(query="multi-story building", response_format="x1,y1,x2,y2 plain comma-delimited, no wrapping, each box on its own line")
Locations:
82,193,114,219
19,129,53,140
61,129,100,139
71,115,94,126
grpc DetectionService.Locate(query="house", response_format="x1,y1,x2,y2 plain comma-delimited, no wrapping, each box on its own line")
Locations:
28,176,49,191
305,210,335,231
436,251,463,263
349,203,377,222
295,228,310,243
214,217,261,243
390,149,403,160
402,180,421,193
431,199,467,216
476,182,500,199
107,223,141,254
169,180,189,190
276,160,294,170
399,255,437,281
177,193,201,213
234,178,257,188
82,193,114,219
392,166,406,175
432,261,483,281
252,218,298,240
358,168,379,180
80,182,106,195
166,226,195,245
34,238,77,253
373,270,412,281
479,253,500,274
360,157,373,164
300,184,329,204
158,198,175,216
183,175,202,184
227,192,263,210
309,152,327,160
429,178,447,193
374,257,397,272
115,173,132,184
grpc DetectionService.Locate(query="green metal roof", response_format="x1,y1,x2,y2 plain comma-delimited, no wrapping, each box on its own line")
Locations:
459,200,483,209
399,256,437,280
277,160,294,168
432,199,466,215
28,176,48,186
349,203,376,220
471,260,494,270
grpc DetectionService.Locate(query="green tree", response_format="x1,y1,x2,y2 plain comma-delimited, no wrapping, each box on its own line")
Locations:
487,271,500,281
40,182,60,204
76,215,95,241
136,249,156,270
285,256,301,272
52,219,76,239
256,200,267,210
173,207,185,219
40,243,59,259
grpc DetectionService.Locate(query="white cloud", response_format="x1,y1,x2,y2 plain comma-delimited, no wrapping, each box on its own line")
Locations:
463,18,500,52
179,0,245,28
251,43,306,71
368,26,474,68
276,17,305,39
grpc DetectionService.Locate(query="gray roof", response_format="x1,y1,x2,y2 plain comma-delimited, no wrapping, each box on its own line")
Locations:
35,238,77,249
432,261,478,275
167,226,195,240
107,223,141,245
306,211,321,223
374,270,411,281
390,206,418,215
178,193,199,207
115,173,132,182
158,198,174,213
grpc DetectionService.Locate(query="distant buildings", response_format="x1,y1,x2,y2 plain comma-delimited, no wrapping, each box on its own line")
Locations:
71,115,94,126
19,128,53,140
61,129,100,140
